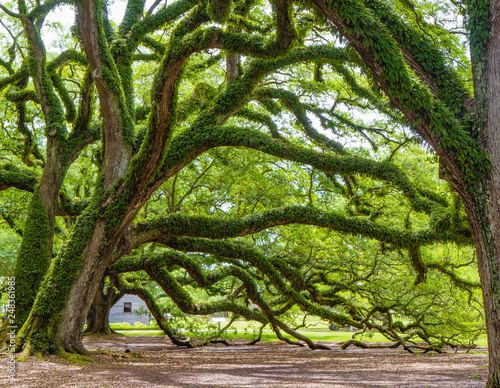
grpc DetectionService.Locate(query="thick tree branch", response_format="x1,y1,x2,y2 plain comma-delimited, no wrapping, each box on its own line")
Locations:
76,0,133,188
0,164,38,192
311,0,487,190
118,205,470,258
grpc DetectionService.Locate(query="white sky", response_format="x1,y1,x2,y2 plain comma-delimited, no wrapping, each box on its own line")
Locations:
0,0,396,154
43,1,128,49
41,0,160,49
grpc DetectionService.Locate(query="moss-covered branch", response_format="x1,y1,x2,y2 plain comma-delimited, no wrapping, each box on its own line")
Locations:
0,164,38,192
255,87,346,154
109,249,334,349
145,261,267,323
233,108,283,139
364,0,472,120
311,0,488,187
121,206,470,259
129,0,199,44
151,237,357,325
22,12,67,139
109,274,194,347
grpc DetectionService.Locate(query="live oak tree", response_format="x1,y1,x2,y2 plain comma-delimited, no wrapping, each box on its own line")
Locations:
103,144,481,347
82,278,122,335
0,0,498,385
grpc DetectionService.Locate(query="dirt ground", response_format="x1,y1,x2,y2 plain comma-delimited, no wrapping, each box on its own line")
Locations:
0,335,489,388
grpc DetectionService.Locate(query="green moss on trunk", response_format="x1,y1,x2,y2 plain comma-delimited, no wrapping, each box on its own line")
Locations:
12,189,51,328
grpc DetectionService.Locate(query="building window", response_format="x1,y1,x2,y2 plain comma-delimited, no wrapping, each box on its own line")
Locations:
123,302,132,313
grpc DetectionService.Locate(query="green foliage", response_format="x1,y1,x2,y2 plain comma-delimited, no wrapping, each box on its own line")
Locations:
30,331,58,355
208,0,233,23
0,0,491,356
13,189,51,326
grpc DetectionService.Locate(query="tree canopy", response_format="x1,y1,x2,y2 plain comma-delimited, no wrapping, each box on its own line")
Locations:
0,0,498,384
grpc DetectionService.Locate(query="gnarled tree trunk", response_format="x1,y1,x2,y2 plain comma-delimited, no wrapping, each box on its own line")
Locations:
464,196,500,387
464,0,500,384
83,279,122,336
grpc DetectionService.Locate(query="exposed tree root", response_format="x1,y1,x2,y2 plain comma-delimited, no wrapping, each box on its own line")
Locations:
340,339,403,350
15,342,31,362
56,348,94,364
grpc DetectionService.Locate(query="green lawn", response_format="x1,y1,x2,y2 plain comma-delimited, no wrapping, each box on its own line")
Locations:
110,318,488,346
115,328,388,342
117,330,165,336
225,329,391,343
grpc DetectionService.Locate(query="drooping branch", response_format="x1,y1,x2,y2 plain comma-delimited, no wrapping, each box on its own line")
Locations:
145,262,267,323
341,339,402,350
120,203,468,258
150,237,357,325
270,317,332,350
0,211,23,236
363,0,472,121
109,249,333,349
0,164,38,192
109,274,195,347
311,0,487,189
108,251,268,321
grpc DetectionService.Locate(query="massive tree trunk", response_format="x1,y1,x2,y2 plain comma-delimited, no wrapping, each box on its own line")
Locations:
450,155,500,387
15,195,137,356
464,196,500,387
464,0,500,384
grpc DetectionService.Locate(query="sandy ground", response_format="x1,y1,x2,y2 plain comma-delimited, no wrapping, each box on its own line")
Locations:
0,335,489,387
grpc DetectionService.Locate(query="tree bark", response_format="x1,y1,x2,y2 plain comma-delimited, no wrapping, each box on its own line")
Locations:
83,279,121,335
226,53,239,85
464,197,500,387
464,0,500,384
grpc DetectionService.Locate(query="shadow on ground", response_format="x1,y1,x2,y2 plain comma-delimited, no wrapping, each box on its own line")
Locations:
0,335,489,387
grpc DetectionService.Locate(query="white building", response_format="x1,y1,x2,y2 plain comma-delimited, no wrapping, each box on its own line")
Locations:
108,294,150,325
